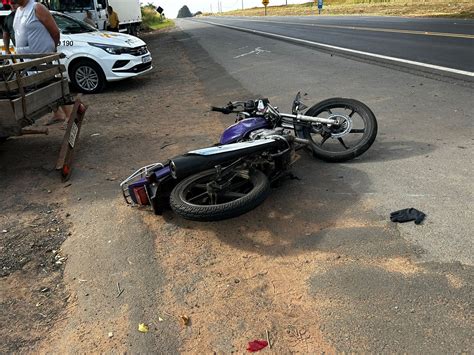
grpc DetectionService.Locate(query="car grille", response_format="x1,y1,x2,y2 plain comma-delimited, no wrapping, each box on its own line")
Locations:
127,46,148,56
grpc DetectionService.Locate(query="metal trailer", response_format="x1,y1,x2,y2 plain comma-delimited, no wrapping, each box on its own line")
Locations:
0,52,87,180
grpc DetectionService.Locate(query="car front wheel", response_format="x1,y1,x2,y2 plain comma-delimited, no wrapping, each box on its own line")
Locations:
70,59,106,94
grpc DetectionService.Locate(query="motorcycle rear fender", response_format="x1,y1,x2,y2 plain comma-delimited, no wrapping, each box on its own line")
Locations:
123,165,172,205
146,175,177,215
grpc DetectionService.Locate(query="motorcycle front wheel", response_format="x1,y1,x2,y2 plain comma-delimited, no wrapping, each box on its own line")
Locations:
169,168,270,221
302,98,378,162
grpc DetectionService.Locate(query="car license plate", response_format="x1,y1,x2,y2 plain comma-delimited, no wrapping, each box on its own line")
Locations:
68,122,78,148
142,55,151,63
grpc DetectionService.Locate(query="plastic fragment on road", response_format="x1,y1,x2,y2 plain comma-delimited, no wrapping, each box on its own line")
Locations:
247,339,268,352
390,208,426,224
180,315,190,326
138,323,149,333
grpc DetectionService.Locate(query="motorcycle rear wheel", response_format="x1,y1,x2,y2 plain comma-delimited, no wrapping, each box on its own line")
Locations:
302,98,377,162
170,168,270,221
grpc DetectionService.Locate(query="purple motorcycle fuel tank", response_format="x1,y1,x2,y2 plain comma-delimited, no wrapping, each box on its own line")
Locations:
219,117,270,144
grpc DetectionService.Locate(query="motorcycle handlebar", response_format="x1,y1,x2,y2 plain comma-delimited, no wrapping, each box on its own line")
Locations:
210,99,269,115
210,106,233,114
211,106,234,115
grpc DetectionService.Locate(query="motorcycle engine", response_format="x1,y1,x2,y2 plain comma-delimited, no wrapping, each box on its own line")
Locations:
249,127,285,140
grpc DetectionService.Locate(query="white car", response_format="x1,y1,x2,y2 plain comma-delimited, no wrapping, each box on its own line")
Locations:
53,12,152,93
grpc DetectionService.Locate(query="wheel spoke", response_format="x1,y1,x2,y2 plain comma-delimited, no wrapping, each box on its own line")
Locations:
187,191,209,203
184,173,254,206
337,137,349,149
210,193,217,205
349,109,356,117
227,180,248,191
222,191,245,199
350,128,365,134
320,135,330,146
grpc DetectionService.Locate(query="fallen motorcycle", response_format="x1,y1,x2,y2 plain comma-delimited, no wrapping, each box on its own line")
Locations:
120,93,377,221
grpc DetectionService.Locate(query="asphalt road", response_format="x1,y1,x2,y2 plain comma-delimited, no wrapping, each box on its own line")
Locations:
193,16,474,73
172,20,474,351
177,18,473,266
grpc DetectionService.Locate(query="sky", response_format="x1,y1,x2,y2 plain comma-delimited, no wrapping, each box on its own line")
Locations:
146,0,311,18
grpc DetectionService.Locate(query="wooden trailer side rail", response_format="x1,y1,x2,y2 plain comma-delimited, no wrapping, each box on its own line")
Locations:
56,98,87,181
1,53,86,180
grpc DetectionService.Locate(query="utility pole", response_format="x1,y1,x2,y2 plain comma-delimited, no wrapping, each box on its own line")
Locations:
242,0,244,10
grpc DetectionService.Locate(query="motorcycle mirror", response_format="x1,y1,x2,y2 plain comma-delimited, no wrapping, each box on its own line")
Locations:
292,91,302,114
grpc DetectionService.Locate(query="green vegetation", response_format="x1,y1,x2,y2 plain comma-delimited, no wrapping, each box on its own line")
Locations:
141,4,175,31
147,19,174,30
222,0,473,18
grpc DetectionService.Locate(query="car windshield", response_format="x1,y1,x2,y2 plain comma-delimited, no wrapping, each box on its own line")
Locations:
53,14,97,34
49,0,94,11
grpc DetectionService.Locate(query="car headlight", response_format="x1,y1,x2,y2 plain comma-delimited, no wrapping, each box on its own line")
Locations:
88,42,128,55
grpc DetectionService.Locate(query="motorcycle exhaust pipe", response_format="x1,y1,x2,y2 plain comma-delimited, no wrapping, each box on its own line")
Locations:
294,137,310,145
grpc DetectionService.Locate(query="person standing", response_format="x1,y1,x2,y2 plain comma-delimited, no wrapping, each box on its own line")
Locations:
13,0,71,124
107,5,119,32
83,10,95,27
2,3,18,53
13,0,59,54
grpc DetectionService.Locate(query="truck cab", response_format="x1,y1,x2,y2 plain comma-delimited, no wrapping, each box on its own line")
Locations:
46,0,108,30
45,0,141,35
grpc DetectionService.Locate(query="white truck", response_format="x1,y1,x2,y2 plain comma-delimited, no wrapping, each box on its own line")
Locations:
107,0,141,35
46,0,142,35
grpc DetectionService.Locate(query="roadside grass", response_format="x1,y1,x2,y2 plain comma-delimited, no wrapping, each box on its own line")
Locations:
218,0,474,18
148,19,175,30
141,6,175,31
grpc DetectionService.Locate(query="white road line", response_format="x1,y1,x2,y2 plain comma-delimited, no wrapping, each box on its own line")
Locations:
193,19,474,78
234,47,271,58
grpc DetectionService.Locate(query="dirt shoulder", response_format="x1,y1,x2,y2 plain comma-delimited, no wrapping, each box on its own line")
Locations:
1,27,472,353
0,201,70,353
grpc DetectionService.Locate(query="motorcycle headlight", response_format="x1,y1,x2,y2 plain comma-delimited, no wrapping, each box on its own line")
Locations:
88,42,127,55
